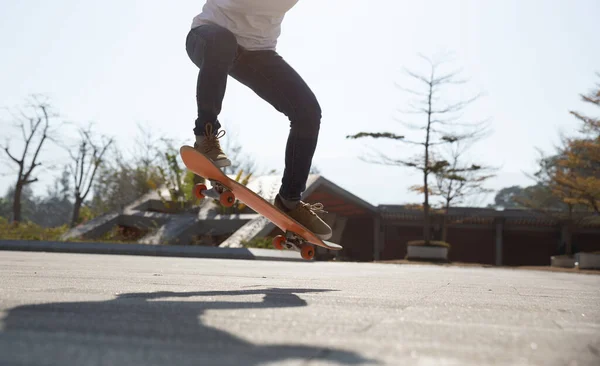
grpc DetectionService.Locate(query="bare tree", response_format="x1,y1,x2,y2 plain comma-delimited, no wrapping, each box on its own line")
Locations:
1,96,58,224
347,54,487,244
88,124,173,215
221,127,257,176
67,125,114,227
433,140,496,209
130,122,170,192
131,122,166,173
432,139,496,241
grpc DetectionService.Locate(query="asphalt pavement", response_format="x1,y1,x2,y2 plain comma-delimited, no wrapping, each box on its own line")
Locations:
0,251,598,365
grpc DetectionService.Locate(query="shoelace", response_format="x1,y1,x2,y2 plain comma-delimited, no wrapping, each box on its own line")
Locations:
301,202,328,216
203,124,226,154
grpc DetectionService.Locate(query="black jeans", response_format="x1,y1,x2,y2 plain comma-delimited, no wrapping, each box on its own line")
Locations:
185,24,321,202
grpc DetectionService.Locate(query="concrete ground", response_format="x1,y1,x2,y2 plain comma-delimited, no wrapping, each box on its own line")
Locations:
0,251,598,366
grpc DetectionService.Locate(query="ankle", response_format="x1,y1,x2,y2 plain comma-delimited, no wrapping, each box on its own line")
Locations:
277,194,299,211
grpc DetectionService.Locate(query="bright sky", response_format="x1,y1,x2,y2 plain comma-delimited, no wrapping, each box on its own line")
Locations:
1,0,599,207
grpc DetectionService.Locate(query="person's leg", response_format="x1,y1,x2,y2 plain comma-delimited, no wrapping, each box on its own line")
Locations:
185,24,236,167
228,49,331,239
229,49,320,201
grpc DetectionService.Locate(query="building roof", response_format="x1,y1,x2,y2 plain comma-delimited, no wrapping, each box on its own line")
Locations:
240,174,378,216
379,205,600,228
218,174,378,247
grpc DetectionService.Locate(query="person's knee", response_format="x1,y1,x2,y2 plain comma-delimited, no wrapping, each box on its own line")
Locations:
291,97,321,137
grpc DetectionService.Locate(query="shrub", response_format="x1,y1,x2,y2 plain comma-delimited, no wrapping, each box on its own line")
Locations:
241,236,274,249
0,217,68,241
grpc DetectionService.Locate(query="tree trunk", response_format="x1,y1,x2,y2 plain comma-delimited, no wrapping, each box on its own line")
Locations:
12,181,23,224
422,74,434,245
71,196,83,227
560,220,573,255
565,225,572,255
423,201,431,244
441,202,450,242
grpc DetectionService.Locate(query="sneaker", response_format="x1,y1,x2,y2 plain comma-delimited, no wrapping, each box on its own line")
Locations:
274,195,333,240
194,123,231,168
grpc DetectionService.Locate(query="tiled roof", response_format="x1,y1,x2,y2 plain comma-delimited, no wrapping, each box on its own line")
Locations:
223,174,377,216
379,205,600,227
225,174,321,203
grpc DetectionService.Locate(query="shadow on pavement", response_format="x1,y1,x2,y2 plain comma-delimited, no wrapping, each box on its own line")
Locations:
0,287,379,365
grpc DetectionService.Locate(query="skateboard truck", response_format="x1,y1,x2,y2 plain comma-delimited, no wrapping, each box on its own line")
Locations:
272,231,316,260
194,180,236,208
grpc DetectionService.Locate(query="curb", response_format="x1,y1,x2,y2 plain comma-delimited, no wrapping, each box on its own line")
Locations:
0,240,304,262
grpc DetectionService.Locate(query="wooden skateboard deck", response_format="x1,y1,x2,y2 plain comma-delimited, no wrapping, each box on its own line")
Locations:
180,146,343,255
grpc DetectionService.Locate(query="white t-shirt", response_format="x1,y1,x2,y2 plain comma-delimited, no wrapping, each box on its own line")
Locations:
191,0,299,51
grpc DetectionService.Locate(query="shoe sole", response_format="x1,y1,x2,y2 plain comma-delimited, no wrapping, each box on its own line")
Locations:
315,231,333,240
213,159,232,168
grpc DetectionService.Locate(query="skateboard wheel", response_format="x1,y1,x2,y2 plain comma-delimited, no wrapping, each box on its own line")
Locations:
194,184,207,200
272,235,286,250
220,190,235,208
300,244,315,260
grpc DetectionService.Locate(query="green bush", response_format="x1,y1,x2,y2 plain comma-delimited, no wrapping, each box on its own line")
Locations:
241,236,274,249
0,217,68,241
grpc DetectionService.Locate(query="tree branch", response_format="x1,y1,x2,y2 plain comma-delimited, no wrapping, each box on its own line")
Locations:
431,94,481,115
20,120,27,141
346,132,404,140
4,147,21,164
395,83,428,97
403,68,431,86
23,120,47,179
432,70,466,86
76,141,88,193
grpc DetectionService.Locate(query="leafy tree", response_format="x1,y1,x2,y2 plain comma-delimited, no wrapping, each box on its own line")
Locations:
550,78,600,212
489,186,526,210
490,182,573,213
520,76,600,216
514,153,576,215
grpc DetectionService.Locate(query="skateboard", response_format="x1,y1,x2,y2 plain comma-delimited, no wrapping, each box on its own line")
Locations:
179,145,343,260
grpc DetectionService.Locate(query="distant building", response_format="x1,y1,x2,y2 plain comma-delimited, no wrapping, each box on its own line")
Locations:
380,205,600,266
62,174,600,265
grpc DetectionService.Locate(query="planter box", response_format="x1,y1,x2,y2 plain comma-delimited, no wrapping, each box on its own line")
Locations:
576,252,600,270
551,255,576,268
407,245,449,261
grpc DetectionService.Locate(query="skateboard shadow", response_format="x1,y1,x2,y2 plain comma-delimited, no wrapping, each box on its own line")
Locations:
0,287,379,365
